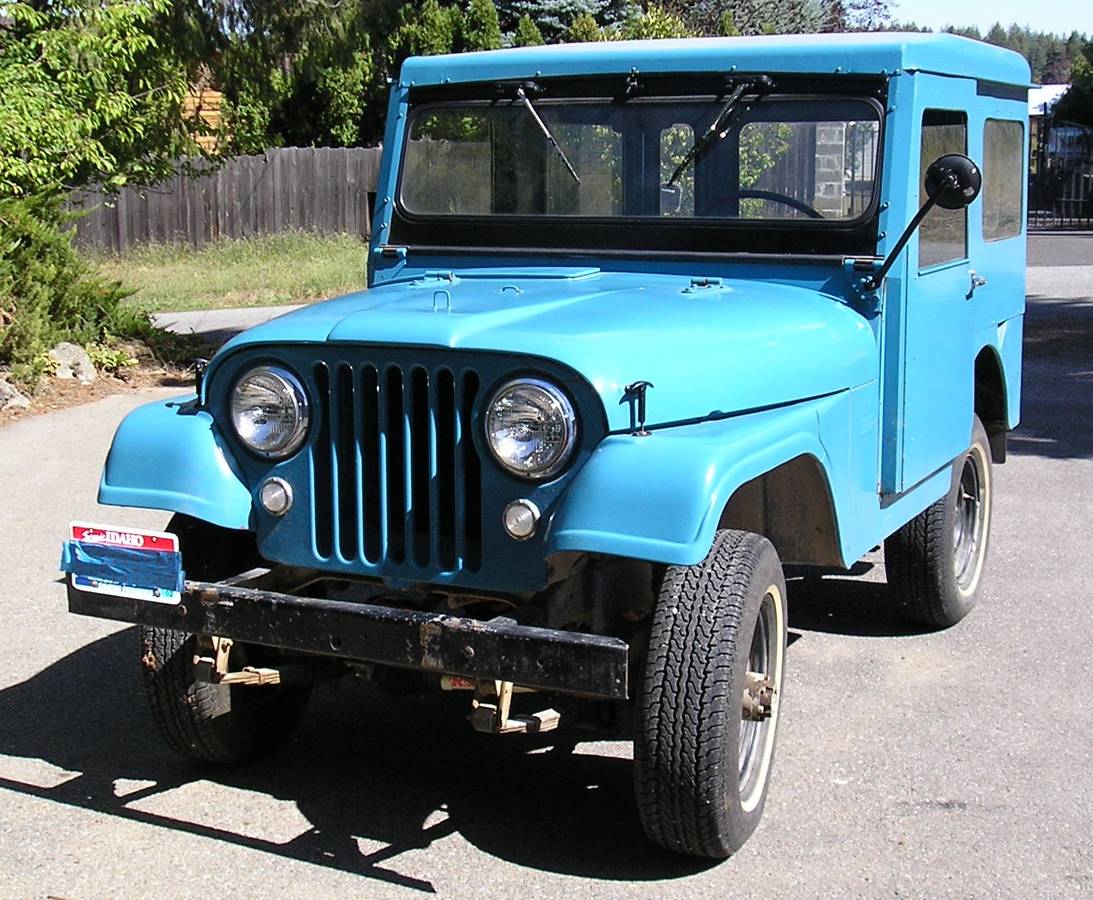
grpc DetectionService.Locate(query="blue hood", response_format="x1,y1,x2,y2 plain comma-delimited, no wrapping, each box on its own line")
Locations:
216,269,877,432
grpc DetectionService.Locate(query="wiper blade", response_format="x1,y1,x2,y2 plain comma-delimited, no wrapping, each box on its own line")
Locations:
666,75,773,187
515,85,581,185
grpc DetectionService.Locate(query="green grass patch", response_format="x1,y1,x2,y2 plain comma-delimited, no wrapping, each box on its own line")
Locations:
88,232,368,314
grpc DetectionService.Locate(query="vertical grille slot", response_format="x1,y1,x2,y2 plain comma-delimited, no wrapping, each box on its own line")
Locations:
410,367,432,567
435,368,458,571
384,365,406,564
312,363,333,559
334,363,357,562
361,364,382,563
461,370,482,572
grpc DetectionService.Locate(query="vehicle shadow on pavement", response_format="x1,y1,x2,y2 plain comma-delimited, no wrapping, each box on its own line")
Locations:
1013,293,1093,460
0,628,715,890
784,562,932,638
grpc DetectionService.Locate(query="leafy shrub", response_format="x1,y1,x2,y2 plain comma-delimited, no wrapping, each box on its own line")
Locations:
87,343,140,375
0,196,143,383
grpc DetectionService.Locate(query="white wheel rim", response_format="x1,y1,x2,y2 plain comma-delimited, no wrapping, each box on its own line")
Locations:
740,583,784,813
954,443,991,599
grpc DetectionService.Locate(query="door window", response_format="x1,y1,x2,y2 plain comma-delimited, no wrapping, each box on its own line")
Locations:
919,110,968,269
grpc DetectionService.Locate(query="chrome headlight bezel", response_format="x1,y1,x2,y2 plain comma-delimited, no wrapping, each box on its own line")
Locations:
484,377,578,480
229,364,310,459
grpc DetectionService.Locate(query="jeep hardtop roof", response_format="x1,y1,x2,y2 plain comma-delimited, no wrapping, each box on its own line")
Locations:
400,32,1031,90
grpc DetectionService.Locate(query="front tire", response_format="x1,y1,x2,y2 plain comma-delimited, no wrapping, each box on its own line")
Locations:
140,515,311,764
634,530,787,858
885,417,994,628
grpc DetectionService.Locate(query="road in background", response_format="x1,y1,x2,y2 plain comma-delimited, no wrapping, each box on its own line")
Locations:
1,262,1090,897
1028,232,1093,267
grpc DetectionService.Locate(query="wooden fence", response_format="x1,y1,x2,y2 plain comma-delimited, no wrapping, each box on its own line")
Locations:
68,146,383,252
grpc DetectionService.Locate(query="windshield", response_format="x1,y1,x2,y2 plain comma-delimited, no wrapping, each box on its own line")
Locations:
400,95,881,223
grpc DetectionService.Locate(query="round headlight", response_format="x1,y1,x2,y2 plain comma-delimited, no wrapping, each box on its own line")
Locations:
230,365,309,458
485,378,577,479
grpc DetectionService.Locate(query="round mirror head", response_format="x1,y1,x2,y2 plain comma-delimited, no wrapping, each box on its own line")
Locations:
925,153,982,210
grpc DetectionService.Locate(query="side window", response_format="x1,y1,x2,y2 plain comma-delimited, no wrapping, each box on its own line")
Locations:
919,110,967,269
983,119,1024,241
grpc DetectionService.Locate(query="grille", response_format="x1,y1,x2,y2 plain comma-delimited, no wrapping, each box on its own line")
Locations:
310,360,482,573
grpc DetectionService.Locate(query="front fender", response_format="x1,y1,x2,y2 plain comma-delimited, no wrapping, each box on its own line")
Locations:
99,397,254,530
547,397,843,567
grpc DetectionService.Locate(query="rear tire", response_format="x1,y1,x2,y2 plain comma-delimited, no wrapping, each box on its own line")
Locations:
885,417,993,628
634,530,787,858
140,515,311,764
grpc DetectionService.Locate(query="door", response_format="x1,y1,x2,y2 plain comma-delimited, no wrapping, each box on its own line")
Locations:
897,101,976,492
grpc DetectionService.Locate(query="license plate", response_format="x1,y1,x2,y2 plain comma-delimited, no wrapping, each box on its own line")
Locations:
67,521,182,605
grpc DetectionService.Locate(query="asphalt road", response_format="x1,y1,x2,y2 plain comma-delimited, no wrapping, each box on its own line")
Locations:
2,262,1091,898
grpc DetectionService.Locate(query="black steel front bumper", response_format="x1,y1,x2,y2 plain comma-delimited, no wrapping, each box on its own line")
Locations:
67,573,629,700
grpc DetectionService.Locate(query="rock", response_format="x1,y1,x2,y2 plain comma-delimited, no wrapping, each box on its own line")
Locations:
0,377,31,411
49,342,96,384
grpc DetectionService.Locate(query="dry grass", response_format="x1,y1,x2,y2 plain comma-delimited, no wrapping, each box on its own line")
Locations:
88,232,367,313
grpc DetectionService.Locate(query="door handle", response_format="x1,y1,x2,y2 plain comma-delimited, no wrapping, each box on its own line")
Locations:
966,270,988,299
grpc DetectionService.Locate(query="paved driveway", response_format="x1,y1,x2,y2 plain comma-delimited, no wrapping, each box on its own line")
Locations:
1,264,1090,898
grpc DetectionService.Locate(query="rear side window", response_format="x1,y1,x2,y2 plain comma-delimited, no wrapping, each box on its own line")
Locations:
919,110,967,269
983,119,1024,241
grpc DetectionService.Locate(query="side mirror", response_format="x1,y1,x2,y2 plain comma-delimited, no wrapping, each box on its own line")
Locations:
925,153,982,210
863,152,981,291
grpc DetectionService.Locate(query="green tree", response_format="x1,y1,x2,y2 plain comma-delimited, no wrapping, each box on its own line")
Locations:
514,13,547,45
622,5,693,40
0,1,200,196
314,52,375,147
718,11,741,36
671,0,821,35
459,0,504,51
820,0,889,33
496,2,637,43
0,1,198,380
1055,42,1093,126
567,12,608,41
386,1,461,71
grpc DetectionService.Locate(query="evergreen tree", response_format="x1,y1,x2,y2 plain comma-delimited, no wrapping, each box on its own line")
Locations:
495,2,637,43
1043,48,1071,84
567,12,607,41
621,5,693,39
820,0,847,32
1055,41,1093,125
674,1,821,37
513,13,546,45
387,0,461,67
459,0,504,50
718,10,741,37
846,0,890,32
821,0,889,33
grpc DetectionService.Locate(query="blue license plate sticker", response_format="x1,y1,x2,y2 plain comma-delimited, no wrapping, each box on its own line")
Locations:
67,522,182,605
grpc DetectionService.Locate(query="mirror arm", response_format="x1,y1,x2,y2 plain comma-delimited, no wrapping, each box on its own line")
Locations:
863,195,938,292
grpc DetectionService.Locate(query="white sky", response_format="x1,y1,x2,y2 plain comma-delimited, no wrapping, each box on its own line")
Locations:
893,0,1091,36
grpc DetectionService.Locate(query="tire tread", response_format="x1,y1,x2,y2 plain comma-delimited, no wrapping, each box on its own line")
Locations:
635,530,779,857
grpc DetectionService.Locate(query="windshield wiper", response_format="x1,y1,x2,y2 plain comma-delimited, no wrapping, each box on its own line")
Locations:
515,85,581,185
666,75,773,187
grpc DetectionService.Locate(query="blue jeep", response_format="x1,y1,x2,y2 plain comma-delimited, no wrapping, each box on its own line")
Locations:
66,33,1030,858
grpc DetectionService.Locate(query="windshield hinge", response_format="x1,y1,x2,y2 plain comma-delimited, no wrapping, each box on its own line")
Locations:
374,245,408,261
842,257,883,311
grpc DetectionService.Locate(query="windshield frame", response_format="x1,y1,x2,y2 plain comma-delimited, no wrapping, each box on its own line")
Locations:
390,74,889,258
